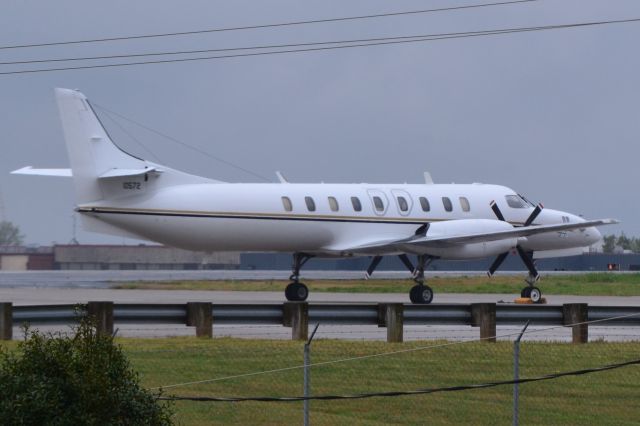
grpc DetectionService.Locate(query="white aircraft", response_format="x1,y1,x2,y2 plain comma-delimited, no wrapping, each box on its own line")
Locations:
13,89,617,304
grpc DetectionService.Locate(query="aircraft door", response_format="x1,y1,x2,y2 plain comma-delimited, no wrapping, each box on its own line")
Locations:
366,189,389,216
391,189,413,216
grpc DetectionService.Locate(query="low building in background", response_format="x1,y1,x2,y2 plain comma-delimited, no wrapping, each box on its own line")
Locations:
0,245,54,271
53,245,240,270
0,245,239,271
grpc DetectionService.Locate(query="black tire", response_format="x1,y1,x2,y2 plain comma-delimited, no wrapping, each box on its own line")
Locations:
285,282,309,302
410,284,434,304
529,286,542,303
521,287,532,298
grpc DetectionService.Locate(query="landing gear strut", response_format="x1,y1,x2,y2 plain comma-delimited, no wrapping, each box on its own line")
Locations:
285,253,313,302
409,255,435,304
518,248,542,303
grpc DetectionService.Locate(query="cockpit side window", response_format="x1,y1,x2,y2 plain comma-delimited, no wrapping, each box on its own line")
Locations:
505,195,527,209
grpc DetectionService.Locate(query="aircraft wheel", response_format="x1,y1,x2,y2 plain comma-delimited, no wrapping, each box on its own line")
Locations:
521,287,532,298
410,284,434,304
285,282,309,302
529,287,542,303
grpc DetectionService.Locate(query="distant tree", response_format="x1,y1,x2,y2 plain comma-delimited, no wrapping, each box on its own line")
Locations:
602,234,616,253
616,233,632,251
0,221,24,246
0,314,174,425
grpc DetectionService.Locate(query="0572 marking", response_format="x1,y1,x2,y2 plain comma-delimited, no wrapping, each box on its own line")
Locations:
123,182,142,190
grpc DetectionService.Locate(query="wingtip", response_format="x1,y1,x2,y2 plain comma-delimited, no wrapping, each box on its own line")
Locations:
10,166,32,174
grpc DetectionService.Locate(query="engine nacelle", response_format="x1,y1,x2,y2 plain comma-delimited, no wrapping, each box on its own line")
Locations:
419,219,517,260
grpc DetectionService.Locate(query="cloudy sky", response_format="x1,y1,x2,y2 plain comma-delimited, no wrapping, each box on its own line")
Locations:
1,0,639,245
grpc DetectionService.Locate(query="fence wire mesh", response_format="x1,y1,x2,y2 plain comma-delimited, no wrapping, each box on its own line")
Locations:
112,322,640,425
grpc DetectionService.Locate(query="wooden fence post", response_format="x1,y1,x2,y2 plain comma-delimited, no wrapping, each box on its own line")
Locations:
471,303,496,342
378,303,404,343
187,302,213,338
87,301,114,336
0,303,12,340
283,302,308,341
563,303,588,344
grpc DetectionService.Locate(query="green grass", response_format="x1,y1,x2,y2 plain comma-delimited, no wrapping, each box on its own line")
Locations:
4,337,640,424
113,273,640,296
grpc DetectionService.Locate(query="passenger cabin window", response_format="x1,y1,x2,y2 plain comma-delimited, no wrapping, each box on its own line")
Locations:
281,196,293,212
351,196,362,212
505,194,527,209
419,197,430,212
328,196,339,212
373,196,384,212
397,196,409,212
305,196,316,212
442,197,453,212
459,197,470,212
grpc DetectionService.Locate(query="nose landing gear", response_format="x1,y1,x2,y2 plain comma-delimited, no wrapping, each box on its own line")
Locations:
521,273,542,303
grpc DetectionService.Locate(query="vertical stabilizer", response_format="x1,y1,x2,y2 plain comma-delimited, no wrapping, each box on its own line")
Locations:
55,88,147,204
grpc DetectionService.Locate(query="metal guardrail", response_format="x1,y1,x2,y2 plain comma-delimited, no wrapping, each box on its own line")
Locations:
2,302,640,342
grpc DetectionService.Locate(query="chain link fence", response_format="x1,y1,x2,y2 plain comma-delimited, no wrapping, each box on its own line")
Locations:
114,319,640,425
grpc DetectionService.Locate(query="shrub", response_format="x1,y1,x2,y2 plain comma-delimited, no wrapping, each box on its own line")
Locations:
0,316,174,425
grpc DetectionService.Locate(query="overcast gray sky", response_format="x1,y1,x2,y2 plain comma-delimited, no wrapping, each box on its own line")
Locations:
1,0,638,245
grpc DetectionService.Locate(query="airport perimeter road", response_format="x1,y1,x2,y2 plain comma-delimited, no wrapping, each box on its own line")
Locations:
4,287,640,342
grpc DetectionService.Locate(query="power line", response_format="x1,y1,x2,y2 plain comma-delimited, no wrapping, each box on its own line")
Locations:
0,0,539,50
2,18,639,76
92,103,272,182
158,357,640,402
0,24,577,66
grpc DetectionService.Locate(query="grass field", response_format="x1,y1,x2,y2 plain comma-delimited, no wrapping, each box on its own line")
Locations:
3,336,640,424
114,272,640,296
116,338,640,425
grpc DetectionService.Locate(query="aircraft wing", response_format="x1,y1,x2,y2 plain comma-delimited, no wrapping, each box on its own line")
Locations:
335,219,618,253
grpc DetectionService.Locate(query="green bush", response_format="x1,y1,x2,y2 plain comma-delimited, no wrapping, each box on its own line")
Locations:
0,317,174,425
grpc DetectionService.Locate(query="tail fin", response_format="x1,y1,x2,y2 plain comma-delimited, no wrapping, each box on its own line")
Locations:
56,88,150,203
55,88,215,205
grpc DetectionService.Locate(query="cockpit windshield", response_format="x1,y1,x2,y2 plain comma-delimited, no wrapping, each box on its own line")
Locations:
505,194,535,209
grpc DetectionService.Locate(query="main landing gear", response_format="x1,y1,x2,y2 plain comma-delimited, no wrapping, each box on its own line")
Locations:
366,253,436,304
409,254,435,304
285,253,312,302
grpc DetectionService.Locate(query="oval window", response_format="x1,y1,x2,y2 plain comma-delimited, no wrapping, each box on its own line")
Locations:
328,196,339,212
419,197,430,212
351,196,362,212
305,196,316,212
281,196,292,212
442,197,453,212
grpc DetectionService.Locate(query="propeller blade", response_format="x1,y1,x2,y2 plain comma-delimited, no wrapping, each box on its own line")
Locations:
524,203,544,227
516,245,539,279
487,251,509,277
365,256,383,279
397,254,415,273
490,200,505,221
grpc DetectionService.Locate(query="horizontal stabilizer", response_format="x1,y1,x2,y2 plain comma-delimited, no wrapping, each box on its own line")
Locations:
11,166,72,177
99,167,161,179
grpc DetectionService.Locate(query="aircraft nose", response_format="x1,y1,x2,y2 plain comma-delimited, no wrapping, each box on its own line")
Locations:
585,226,602,245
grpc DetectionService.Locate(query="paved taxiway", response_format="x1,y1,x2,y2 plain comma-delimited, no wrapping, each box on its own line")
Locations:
0,269,620,288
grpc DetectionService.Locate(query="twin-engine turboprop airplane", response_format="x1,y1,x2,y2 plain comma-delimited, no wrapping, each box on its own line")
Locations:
13,89,617,304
